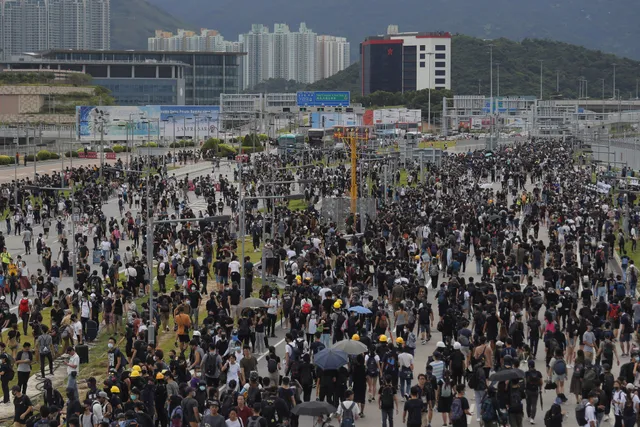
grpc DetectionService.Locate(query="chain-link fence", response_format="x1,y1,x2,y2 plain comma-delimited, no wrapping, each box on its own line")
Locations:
320,197,378,231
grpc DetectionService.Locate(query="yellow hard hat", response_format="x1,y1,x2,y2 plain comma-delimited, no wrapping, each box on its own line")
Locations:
414,255,420,260
396,337,405,344
156,372,164,380
295,275,302,281
132,365,141,372
352,334,360,341
333,301,341,309
110,386,120,393
379,335,388,343
130,370,141,378
337,299,343,304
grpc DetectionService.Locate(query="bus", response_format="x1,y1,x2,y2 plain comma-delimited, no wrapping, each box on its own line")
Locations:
307,128,325,146
277,133,306,154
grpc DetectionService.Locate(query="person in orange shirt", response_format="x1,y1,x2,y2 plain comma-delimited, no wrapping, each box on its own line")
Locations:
174,306,192,352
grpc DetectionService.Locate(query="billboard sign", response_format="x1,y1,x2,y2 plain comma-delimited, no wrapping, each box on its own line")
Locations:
76,105,220,142
297,91,350,107
309,112,359,129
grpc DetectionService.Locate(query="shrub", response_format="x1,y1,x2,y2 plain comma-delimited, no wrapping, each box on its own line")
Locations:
36,150,51,161
50,153,60,159
0,155,13,165
103,148,114,153
25,155,35,161
139,142,158,148
112,145,125,153
217,143,237,157
242,134,260,146
239,144,264,154
258,133,268,142
65,151,79,158
169,140,196,148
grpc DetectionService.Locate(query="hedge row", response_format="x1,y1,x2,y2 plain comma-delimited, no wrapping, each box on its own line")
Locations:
23,150,61,161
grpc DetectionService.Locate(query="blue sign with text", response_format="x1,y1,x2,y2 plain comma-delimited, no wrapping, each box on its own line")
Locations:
296,91,350,107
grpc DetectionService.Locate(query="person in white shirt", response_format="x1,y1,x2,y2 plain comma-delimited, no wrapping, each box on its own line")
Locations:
71,315,83,345
337,390,361,425
584,391,598,427
65,346,80,400
397,340,414,399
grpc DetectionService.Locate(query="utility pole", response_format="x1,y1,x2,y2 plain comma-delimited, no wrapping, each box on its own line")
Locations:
427,51,433,130
556,70,560,93
496,62,500,97
613,63,617,99
489,44,494,113
539,60,544,100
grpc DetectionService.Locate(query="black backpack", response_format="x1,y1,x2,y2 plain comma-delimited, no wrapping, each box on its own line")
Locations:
204,353,218,378
268,358,278,373
261,397,279,427
380,386,395,409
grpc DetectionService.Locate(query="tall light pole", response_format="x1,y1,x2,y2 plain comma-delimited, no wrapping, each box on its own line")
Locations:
636,79,638,100
478,79,481,95
495,62,500,97
91,109,110,202
539,60,544,100
488,43,494,113
556,70,560,93
600,78,606,117
426,51,433,130
613,63,617,99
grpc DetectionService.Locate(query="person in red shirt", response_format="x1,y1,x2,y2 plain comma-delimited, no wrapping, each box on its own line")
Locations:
235,395,253,425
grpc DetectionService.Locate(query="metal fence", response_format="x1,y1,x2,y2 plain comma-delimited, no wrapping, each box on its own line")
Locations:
320,197,378,231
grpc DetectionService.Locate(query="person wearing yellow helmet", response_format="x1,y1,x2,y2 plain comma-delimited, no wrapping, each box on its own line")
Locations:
333,301,341,309
352,334,360,341
379,335,388,343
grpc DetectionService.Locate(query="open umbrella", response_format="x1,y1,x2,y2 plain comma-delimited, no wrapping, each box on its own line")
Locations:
291,401,336,417
331,339,368,355
314,348,349,370
348,306,372,315
239,298,267,309
489,368,525,382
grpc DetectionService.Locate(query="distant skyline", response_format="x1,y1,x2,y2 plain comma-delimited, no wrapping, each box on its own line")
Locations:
148,23,350,89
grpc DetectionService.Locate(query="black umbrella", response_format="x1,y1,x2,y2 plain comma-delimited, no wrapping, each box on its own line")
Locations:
290,401,336,417
488,368,525,382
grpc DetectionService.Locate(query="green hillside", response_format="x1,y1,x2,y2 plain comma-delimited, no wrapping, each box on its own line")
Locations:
248,35,640,101
111,0,190,50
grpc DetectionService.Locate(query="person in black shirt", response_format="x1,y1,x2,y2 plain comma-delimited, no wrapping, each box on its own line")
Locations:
403,385,424,427
451,384,471,427
524,360,542,422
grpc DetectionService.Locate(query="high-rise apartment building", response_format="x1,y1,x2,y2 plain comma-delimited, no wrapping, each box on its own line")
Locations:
316,35,350,81
0,0,110,59
147,28,242,53
149,23,350,90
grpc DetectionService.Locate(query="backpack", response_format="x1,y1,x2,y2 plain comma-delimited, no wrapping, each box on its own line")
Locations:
170,406,183,427
583,366,597,389
603,342,614,360
544,408,555,427
261,397,278,427
247,416,265,427
366,356,379,376
301,302,311,314
481,397,497,422
576,401,589,425
340,402,356,427
510,389,523,411
288,343,300,362
268,358,278,374
163,263,170,275
616,283,626,298
438,289,447,304
176,264,185,276
383,352,397,373
380,386,394,409
204,353,218,378
221,392,237,418
553,359,566,376
18,298,29,316
603,372,615,392
609,304,621,320
440,382,452,398
450,397,464,421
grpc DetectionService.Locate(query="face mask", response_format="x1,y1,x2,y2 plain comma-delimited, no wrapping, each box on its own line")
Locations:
636,357,640,362
592,398,599,404
131,395,137,400
108,343,114,349
199,386,206,391
615,386,620,390
196,372,202,377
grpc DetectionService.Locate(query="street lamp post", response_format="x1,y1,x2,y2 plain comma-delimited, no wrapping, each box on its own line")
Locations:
488,43,494,113
613,63,617,99
426,51,433,130
539,60,544,100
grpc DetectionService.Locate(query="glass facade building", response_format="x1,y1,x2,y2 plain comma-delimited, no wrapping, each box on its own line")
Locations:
43,50,244,105
0,56,187,105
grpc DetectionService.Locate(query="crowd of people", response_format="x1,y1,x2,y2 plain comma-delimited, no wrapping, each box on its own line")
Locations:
3,138,640,427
